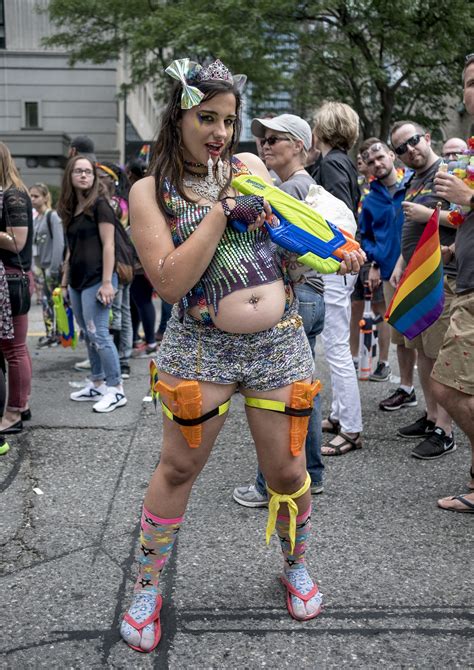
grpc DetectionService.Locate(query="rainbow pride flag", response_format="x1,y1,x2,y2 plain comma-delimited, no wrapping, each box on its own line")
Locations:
385,207,444,339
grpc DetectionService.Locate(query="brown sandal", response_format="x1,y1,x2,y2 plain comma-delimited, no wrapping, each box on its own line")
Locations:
321,416,340,434
321,432,362,456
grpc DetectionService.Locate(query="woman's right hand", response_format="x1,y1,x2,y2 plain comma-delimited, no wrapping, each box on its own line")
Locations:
61,287,69,303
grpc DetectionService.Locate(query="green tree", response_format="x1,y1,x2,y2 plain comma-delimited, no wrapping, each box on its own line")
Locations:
43,0,472,138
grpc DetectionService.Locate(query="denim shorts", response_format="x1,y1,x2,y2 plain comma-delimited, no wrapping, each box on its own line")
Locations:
156,300,314,391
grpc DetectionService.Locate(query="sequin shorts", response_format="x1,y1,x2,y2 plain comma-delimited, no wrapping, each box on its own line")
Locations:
155,300,314,391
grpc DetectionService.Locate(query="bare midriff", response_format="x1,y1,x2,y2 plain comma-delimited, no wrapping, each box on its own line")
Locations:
187,279,288,333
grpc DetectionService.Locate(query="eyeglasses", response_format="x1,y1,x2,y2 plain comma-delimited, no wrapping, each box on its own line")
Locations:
72,168,94,176
260,136,291,147
393,134,422,156
361,143,383,161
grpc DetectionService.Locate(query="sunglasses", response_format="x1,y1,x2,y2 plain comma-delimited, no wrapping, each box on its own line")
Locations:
361,143,384,161
393,134,422,156
260,135,291,147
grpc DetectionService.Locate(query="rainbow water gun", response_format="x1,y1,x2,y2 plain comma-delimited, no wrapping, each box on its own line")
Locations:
231,174,359,274
52,288,78,348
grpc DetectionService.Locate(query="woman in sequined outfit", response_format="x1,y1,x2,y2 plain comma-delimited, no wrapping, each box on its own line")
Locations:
120,59,363,653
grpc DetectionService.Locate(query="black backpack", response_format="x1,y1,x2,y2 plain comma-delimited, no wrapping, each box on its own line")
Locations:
93,201,135,285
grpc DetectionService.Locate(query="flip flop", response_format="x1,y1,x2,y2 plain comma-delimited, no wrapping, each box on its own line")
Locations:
437,495,474,513
321,432,362,456
279,574,322,621
122,594,162,652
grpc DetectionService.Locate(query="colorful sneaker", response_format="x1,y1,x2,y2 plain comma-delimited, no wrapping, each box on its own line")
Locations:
411,427,456,460
93,387,127,413
398,412,435,439
369,362,391,382
0,439,10,455
74,358,91,371
232,484,268,508
70,382,106,402
379,387,417,411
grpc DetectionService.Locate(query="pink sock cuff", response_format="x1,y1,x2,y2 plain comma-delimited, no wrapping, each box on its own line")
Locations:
277,505,311,523
142,505,184,526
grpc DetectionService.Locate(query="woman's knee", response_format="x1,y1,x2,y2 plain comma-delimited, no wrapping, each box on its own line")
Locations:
159,455,203,488
265,466,307,494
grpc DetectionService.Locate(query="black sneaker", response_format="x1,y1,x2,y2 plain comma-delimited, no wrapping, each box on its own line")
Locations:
398,412,435,439
369,362,391,382
411,427,456,460
379,387,417,411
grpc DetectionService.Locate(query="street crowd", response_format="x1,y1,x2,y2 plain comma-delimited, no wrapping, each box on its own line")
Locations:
0,52,472,655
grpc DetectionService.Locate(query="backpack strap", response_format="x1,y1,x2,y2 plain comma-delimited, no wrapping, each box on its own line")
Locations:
46,209,53,238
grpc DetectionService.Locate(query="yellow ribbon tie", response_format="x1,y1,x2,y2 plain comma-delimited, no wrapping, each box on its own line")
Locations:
265,473,311,553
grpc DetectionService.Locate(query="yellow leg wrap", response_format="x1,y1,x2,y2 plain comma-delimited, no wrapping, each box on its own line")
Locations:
266,472,311,553
244,380,322,457
149,360,230,449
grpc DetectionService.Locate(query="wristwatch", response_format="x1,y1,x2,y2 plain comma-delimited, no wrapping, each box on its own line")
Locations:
371,261,379,269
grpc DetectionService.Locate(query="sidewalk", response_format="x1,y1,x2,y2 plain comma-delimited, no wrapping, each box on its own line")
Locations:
0,303,472,668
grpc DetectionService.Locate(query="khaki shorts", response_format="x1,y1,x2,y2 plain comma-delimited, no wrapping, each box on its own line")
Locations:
431,290,474,396
383,281,406,346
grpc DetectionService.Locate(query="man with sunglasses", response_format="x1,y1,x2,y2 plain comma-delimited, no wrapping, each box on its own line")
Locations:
430,53,474,512
357,138,416,398
388,121,456,460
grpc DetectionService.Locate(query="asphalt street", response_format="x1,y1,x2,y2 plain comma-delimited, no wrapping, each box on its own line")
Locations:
1,302,472,669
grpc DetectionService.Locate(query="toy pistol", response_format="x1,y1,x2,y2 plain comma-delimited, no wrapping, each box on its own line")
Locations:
52,287,78,348
231,174,360,274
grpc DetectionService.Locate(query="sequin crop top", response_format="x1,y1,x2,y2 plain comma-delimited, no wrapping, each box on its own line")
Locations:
163,157,283,314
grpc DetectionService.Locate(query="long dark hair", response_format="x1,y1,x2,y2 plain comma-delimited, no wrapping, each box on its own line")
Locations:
57,155,100,229
150,79,242,218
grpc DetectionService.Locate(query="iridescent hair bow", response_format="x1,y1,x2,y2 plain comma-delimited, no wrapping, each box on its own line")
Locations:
165,58,248,109
165,58,205,110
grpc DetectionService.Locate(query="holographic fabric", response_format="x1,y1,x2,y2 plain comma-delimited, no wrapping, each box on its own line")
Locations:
163,157,283,315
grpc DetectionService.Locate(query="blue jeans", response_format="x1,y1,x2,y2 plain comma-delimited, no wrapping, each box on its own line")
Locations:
110,284,133,363
69,276,121,387
255,283,326,494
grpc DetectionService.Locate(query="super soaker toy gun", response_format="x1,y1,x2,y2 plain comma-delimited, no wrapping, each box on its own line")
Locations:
52,288,78,348
358,282,383,381
231,174,360,274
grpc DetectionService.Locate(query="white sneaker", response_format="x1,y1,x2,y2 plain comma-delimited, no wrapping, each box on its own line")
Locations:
93,387,127,413
70,382,106,402
74,359,91,371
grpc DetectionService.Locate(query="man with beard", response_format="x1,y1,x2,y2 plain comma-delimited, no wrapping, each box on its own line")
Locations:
388,121,456,460
358,138,416,402
431,54,474,512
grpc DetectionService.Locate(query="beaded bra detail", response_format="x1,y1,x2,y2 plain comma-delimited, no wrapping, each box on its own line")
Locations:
163,157,283,315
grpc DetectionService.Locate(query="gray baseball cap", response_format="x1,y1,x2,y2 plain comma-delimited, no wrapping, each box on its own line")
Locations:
251,114,312,151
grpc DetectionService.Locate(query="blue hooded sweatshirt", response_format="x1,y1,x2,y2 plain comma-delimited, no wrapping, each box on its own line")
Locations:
358,176,407,280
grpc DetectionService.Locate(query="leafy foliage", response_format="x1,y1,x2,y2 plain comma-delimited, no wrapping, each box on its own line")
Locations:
43,0,472,138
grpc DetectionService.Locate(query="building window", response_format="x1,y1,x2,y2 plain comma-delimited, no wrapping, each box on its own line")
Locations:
24,101,40,129
0,0,5,49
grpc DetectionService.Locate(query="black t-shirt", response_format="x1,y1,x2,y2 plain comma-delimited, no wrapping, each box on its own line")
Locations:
455,209,474,293
0,187,33,271
313,148,360,215
401,158,456,277
66,197,115,290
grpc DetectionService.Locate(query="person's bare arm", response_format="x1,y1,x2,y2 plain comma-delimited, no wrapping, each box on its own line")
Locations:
130,176,230,304
97,221,116,305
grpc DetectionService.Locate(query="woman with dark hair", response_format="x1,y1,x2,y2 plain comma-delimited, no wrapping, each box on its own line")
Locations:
58,155,126,413
0,142,34,435
119,58,363,653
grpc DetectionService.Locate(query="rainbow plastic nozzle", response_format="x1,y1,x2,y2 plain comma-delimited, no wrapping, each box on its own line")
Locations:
231,174,359,274
52,288,78,348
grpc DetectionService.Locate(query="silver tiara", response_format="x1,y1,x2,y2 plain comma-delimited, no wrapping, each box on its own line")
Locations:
165,58,247,109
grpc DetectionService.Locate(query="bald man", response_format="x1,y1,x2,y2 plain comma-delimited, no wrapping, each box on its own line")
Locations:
442,137,467,161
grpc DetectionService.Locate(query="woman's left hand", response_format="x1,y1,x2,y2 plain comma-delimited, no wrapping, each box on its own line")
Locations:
97,281,115,306
338,248,366,276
